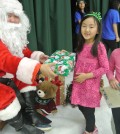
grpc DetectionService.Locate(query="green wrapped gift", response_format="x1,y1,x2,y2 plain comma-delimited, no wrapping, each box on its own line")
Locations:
45,50,75,76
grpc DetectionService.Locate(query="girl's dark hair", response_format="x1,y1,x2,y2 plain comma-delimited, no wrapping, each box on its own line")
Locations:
76,14,102,57
109,0,120,9
103,0,120,20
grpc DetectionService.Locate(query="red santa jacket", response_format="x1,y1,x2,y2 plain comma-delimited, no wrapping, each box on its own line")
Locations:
0,40,44,120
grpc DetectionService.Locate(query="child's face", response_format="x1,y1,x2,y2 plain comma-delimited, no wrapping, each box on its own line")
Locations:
7,13,20,24
81,17,98,44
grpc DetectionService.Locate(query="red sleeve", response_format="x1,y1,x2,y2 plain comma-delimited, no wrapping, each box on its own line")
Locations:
0,40,21,75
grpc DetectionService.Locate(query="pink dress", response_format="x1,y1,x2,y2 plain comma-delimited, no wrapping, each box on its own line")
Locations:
107,48,120,82
71,42,109,108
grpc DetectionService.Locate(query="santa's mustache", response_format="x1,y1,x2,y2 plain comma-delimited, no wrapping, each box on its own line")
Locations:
3,23,22,30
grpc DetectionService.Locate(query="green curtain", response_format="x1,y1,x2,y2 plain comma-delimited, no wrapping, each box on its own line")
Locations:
88,0,109,16
20,0,72,55
19,0,110,55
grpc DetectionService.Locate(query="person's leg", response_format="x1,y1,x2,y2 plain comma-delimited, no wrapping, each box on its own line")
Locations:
109,40,118,52
112,108,120,134
0,84,44,134
22,90,52,131
111,116,116,134
78,105,96,133
17,82,52,131
7,110,44,134
102,38,109,54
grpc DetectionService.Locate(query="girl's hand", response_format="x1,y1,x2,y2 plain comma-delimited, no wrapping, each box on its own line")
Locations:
109,79,120,90
39,54,49,63
74,73,88,83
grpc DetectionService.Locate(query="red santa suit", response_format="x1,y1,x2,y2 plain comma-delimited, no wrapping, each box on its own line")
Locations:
0,40,44,121
0,0,52,133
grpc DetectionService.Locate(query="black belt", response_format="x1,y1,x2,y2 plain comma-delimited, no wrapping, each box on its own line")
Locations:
0,78,12,86
0,78,25,107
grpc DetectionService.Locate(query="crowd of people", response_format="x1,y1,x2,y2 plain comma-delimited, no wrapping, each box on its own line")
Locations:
0,0,120,134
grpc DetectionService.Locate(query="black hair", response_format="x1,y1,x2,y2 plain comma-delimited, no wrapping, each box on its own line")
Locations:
103,0,120,20
76,14,102,57
109,0,120,9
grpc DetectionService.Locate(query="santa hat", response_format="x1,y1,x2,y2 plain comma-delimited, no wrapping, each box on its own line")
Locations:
0,0,23,15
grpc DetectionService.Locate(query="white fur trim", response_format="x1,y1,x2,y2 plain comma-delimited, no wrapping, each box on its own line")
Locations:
20,86,36,93
0,98,21,121
0,0,23,11
31,51,44,61
2,73,14,78
16,57,39,84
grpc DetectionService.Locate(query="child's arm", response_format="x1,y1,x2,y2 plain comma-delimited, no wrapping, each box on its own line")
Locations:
113,23,120,42
107,50,119,90
106,51,115,81
90,44,109,78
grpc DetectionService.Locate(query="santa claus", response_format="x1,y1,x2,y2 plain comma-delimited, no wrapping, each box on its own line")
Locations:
0,0,56,134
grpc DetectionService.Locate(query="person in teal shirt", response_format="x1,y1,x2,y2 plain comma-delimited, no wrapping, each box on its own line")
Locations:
102,0,120,55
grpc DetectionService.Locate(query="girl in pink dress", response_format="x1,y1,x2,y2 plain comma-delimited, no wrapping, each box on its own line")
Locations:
71,12,109,134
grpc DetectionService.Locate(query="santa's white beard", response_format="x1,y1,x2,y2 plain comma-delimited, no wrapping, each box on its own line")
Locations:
0,23,29,57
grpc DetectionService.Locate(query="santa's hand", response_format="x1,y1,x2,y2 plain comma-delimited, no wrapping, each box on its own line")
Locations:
39,54,49,63
40,63,57,79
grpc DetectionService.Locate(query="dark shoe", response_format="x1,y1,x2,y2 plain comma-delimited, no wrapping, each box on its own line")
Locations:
20,124,45,134
22,91,52,130
7,111,44,134
35,123,52,131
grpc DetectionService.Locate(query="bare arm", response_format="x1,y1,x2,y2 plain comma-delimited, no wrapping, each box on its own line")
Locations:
113,23,120,42
78,20,81,24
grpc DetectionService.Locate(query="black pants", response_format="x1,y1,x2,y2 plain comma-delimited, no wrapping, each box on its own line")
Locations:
102,39,119,55
78,105,95,132
112,108,120,134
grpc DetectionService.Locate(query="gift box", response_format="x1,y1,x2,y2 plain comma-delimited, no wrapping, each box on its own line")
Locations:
45,50,75,76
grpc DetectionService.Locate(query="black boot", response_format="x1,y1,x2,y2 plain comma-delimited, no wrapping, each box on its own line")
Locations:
7,111,44,134
22,91,52,131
